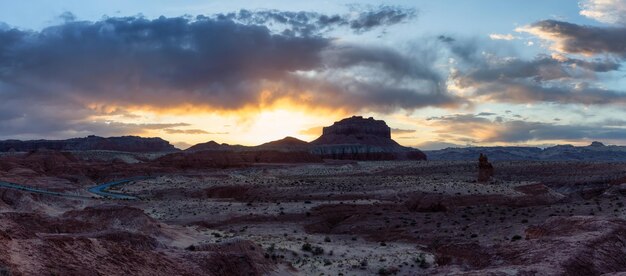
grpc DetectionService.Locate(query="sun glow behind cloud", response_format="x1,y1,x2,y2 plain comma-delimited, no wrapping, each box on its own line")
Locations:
89,101,348,148
3,2,626,149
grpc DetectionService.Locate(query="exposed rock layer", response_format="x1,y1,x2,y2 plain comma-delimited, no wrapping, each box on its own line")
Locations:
310,116,426,160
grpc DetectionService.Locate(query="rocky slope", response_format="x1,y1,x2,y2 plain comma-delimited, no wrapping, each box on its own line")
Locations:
426,141,626,161
0,135,179,153
0,195,276,276
310,116,426,160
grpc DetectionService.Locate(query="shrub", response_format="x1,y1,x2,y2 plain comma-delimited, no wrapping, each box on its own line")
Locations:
312,246,324,255
415,253,430,269
301,242,312,252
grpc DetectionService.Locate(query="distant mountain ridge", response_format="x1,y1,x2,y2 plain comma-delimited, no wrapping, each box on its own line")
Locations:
0,116,428,160
186,116,427,161
186,140,246,152
0,135,179,153
425,141,626,161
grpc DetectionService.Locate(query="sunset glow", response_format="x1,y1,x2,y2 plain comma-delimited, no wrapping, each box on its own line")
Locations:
1,0,626,149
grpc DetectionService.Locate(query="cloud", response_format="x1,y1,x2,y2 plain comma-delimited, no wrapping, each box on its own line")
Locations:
391,128,415,134
163,129,208,134
220,6,417,35
299,126,324,136
0,13,461,139
443,36,625,106
580,0,626,25
172,141,192,149
471,81,626,105
348,5,417,32
163,129,227,134
427,114,626,143
517,20,626,56
489,33,517,40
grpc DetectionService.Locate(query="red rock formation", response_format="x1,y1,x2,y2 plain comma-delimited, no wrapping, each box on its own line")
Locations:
310,116,426,160
478,153,494,182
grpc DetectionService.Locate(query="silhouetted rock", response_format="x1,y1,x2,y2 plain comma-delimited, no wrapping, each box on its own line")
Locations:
477,153,494,182
310,116,426,160
183,116,427,161
312,116,393,146
257,136,310,151
0,135,178,153
185,141,245,152
590,141,605,147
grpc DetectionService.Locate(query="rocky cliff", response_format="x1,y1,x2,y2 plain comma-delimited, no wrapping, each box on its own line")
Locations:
310,116,426,160
0,135,179,153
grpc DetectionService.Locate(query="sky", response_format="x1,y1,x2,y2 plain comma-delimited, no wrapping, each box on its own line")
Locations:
1,0,626,149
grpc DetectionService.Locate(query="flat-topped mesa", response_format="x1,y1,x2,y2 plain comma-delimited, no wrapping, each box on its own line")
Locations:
589,141,605,147
311,116,399,147
321,116,391,139
310,116,426,160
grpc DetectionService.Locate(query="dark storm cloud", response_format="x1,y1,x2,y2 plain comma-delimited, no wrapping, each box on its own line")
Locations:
220,6,416,35
0,13,460,138
520,20,626,56
428,114,626,143
0,16,329,109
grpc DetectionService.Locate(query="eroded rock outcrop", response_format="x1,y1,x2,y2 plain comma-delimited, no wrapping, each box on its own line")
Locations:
310,116,426,160
478,153,494,182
